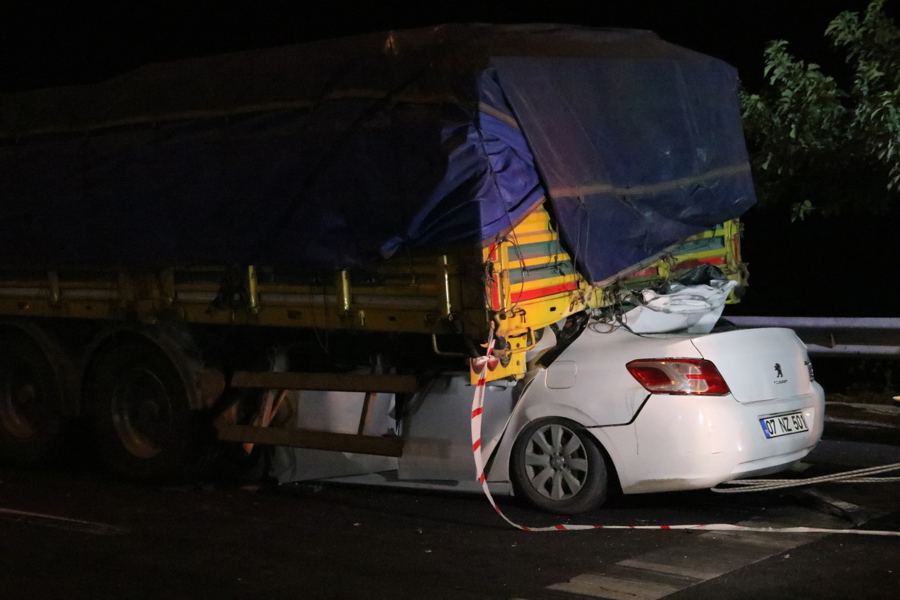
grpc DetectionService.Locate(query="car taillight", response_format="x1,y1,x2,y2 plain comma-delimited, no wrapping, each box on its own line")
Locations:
625,358,730,395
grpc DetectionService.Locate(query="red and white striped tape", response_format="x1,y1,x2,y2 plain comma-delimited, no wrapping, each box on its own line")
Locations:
469,338,900,536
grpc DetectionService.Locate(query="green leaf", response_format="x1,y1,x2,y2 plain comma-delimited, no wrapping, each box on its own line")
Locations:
791,200,816,222
744,0,900,218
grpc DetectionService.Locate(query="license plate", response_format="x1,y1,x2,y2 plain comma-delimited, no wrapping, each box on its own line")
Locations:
759,411,809,438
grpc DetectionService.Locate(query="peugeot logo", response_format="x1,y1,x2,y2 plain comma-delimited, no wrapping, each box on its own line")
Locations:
774,363,783,378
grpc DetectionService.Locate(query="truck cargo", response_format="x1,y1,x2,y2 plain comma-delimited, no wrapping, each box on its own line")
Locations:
0,24,822,513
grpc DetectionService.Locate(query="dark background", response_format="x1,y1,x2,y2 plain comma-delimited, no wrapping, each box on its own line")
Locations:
1,1,888,93
2,1,898,324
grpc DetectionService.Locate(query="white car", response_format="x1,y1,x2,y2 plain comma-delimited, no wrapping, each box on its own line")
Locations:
272,322,825,515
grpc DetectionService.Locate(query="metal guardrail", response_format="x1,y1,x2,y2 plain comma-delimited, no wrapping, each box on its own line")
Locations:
725,316,900,359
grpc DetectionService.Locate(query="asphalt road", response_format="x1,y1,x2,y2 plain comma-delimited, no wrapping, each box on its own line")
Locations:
1,438,898,600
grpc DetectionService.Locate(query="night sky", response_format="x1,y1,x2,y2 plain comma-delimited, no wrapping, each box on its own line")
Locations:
2,0,898,318
2,1,891,93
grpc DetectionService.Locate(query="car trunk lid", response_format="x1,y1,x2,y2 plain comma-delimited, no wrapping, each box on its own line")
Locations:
690,328,813,403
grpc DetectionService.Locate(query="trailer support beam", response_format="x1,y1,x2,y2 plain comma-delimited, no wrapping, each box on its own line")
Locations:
215,422,404,457
230,371,419,394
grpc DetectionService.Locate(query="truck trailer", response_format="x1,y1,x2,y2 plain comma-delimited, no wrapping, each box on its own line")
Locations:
0,24,823,514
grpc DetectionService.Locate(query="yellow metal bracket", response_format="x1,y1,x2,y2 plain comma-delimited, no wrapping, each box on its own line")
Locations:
247,265,260,315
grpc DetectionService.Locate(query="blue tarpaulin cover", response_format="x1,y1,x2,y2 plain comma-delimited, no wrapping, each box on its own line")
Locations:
0,24,755,285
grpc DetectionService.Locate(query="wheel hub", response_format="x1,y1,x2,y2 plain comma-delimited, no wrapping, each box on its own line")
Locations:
110,367,172,459
514,419,609,513
521,423,591,501
0,362,45,439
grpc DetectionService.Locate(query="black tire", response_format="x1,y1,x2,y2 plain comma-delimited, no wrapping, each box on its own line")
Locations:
88,340,213,481
510,417,608,515
0,329,68,465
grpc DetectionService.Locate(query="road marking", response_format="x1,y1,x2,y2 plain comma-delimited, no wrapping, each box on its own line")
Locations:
543,520,828,599
617,558,717,581
0,506,127,536
548,573,680,600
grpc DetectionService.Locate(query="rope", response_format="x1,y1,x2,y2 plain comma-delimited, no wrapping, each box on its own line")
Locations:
712,462,900,493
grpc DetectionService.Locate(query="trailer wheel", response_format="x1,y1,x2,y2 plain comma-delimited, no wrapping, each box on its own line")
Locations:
89,340,211,481
0,331,68,465
510,417,608,514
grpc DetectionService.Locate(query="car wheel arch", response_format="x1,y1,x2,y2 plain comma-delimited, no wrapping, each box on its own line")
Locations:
485,390,604,484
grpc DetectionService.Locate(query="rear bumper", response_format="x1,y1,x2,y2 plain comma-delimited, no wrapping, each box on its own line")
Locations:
590,383,825,494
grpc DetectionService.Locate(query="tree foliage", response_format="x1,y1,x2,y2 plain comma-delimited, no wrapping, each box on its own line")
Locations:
742,0,900,220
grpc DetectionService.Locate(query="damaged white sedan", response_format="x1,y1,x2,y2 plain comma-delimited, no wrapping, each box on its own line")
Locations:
272,296,825,515
496,320,824,513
